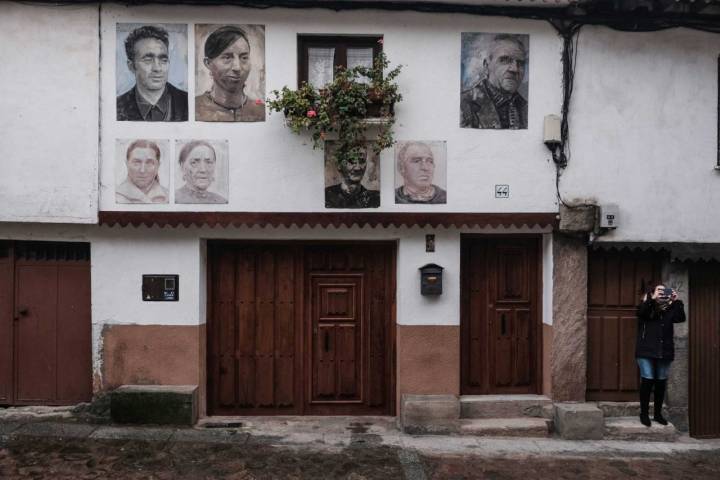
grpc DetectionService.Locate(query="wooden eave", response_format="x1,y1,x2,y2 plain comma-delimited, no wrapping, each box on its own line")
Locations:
98,211,559,229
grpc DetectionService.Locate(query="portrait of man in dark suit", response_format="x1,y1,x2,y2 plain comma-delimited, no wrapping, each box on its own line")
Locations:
325,143,380,209
460,33,529,130
117,24,188,122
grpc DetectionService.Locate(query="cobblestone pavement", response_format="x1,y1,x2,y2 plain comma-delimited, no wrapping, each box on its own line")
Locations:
2,434,720,479
1,416,720,479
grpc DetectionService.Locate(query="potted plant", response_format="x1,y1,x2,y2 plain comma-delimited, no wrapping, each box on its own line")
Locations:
267,51,402,165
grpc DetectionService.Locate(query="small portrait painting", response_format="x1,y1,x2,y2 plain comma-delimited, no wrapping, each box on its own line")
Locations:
115,139,170,204
116,23,188,122
195,24,266,122
324,142,380,209
460,33,529,130
395,141,447,204
175,139,229,204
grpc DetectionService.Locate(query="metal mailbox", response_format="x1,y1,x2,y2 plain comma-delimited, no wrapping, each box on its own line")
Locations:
419,263,443,296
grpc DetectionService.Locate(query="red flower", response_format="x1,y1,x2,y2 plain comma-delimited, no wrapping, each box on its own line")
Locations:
307,110,317,118
377,38,384,45
255,99,264,106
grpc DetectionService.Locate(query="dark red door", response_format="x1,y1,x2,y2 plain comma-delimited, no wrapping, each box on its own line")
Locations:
586,248,663,401
0,241,92,406
207,242,395,416
461,237,541,395
689,261,720,438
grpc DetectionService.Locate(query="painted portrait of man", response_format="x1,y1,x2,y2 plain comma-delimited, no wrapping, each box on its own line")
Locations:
175,139,229,204
460,33,529,130
115,139,169,204
195,24,265,122
116,24,188,122
324,142,380,209
395,141,447,204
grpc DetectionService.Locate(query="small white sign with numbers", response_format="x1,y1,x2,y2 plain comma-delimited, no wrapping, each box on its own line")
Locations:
495,184,509,198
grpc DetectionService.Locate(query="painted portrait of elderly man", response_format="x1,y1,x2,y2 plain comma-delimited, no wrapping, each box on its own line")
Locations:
115,139,170,204
395,141,447,204
174,139,229,204
460,33,529,130
116,24,188,122
324,142,380,209
195,24,266,122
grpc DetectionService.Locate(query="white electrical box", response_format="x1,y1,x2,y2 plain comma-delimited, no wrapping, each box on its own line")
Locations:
600,204,619,229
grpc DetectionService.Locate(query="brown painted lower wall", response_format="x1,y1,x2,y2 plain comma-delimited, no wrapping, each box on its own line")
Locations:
397,325,459,414
101,324,204,397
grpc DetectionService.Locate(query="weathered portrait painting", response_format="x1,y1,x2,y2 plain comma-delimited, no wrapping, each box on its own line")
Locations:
324,142,380,209
174,139,229,204
195,24,266,122
460,33,529,130
395,141,447,204
116,23,188,122
115,139,170,204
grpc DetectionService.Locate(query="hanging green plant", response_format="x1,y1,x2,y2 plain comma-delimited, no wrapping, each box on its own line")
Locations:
267,51,402,165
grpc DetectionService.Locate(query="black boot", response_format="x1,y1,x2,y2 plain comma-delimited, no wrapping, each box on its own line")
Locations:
639,377,653,427
653,379,668,425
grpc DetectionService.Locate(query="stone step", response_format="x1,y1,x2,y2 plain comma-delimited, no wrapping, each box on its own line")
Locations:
459,417,552,437
597,401,669,418
604,416,678,442
460,395,553,419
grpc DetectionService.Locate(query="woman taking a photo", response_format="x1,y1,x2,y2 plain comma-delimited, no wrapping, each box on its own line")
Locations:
636,283,686,427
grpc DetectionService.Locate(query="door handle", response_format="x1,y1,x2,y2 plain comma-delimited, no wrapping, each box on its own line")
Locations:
500,314,507,336
324,331,330,353
14,306,29,321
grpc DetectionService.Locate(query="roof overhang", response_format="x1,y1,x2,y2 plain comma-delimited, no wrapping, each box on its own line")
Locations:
99,211,559,229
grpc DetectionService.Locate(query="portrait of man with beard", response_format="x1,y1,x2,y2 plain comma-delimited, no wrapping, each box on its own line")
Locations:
460,33,529,130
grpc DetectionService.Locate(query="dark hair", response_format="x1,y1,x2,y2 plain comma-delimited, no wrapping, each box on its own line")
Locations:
204,25,250,59
126,139,161,162
125,25,169,62
178,140,216,165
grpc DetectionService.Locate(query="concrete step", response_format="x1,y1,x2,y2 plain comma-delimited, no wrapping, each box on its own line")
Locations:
459,417,552,437
604,416,679,442
460,395,552,419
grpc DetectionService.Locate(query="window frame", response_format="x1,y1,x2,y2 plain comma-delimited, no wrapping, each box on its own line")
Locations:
297,35,383,88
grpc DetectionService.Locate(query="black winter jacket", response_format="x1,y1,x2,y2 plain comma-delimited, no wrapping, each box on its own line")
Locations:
635,299,686,361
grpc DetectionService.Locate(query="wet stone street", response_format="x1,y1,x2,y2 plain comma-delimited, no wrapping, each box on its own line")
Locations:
2,433,720,479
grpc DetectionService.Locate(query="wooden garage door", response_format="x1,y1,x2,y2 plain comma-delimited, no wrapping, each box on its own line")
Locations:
461,236,541,395
689,261,720,438
0,241,92,406
586,248,663,401
206,242,395,416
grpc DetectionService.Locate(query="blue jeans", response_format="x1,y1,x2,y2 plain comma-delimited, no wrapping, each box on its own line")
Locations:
637,357,672,380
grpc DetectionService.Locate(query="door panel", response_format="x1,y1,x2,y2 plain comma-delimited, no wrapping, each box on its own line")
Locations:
689,261,720,438
462,237,540,395
207,242,394,416
208,245,302,414
310,276,362,403
15,264,59,403
0,243,14,404
586,248,663,401
1,241,91,406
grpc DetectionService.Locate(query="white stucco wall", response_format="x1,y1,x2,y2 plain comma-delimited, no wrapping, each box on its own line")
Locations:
99,4,562,213
565,26,720,243
0,3,99,223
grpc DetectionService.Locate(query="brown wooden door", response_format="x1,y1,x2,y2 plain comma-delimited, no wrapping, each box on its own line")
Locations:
461,237,541,395
0,241,92,406
207,242,394,416
689,261,720,438
207,244,303,415
586,248,663,401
